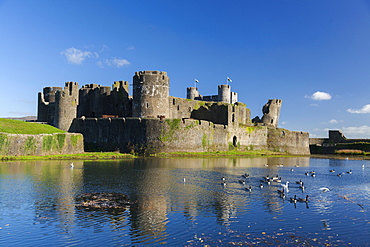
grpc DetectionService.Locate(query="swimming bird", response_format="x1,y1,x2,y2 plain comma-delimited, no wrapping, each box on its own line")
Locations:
242,173,250,178
221,176,226,181
259,183,264,188
305,172,309,176
311,173,316,177
289,195,297,203
299,182,305,191
183,178,186,182
277,188,285,194
239,179,246,185
246,185,252,192
329,169,335,173
281,181,289,192
362,164,365,169
298,195,309,203
346,170,352,174
319,187,330,192
337,173,342,177
295,179,303,185
70,163,74,168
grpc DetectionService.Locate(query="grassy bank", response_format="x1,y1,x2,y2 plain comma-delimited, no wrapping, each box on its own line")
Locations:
0,152,135,161
0,118,64,134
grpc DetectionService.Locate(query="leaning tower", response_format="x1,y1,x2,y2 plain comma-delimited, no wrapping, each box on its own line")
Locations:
132,71,170,118
260,99,282,127
54,82,79,131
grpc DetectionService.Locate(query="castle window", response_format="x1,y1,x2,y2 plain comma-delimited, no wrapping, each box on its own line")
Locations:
173,99,176,105
232,114,235,122
282,131,285,136
271,119,274,124
188,107,192,112
177,105,180,111
146,103,149,108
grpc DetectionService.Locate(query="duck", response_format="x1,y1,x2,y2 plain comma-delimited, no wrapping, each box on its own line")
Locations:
221,176,226,181
277,188,285,194
239,179,246,185
295,179,303,185
70,163,74,168
289,195,297,203
275,177,282,183
298,195,309,203
346,170,352,174
311,173,316,177
337,173,342,177
259,183,264,188
243,173,250,178
299,182,305,190
246,185,252,192
329,169,335,173
305,172,309,176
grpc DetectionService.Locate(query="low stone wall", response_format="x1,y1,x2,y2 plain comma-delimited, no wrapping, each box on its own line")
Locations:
267,128,310,155
0,132,84,156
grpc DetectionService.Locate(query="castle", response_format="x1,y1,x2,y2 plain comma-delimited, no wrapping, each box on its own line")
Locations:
38,71,310,154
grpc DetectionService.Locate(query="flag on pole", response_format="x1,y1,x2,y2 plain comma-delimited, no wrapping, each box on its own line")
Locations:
227,77,232,83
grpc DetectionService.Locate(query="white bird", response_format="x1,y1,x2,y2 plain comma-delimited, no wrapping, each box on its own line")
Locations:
281,181,289,192
70,163,74,168
319,187,330,192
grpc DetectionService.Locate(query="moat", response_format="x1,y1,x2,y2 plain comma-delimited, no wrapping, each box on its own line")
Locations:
0,157,369,246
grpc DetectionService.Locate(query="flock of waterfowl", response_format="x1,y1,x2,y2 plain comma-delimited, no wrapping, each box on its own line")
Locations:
216,163,361,207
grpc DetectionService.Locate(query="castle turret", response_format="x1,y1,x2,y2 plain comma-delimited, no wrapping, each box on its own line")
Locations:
187,87,200,100
260,99,282,127
54,82,79,131
218,85,231,103
132,71,169,118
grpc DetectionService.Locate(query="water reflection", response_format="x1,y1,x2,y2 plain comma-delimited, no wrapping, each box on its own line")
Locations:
0,157,369,246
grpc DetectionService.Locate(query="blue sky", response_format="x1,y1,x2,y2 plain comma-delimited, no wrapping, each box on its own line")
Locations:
1,0,370,138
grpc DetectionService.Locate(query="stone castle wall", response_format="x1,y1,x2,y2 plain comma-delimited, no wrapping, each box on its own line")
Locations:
0,132,84,156
69,117,310,154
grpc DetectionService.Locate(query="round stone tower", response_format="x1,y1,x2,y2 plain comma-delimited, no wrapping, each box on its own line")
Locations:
132,71,170,118
186,87,200,100
218,85,231,103
54,82,79,131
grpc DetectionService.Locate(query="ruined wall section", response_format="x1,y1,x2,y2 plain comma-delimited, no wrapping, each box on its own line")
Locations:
260,99,282,127
54,82,79,131
132,71,169,118
37,87,62,123
78,81,131,118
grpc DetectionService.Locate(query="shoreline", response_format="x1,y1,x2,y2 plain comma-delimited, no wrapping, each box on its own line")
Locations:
1,151,369,161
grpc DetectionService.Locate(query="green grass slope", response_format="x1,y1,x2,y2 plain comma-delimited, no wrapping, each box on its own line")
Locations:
0,118,65,134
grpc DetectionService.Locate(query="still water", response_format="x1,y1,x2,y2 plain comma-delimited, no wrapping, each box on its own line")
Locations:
0,157,369,246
